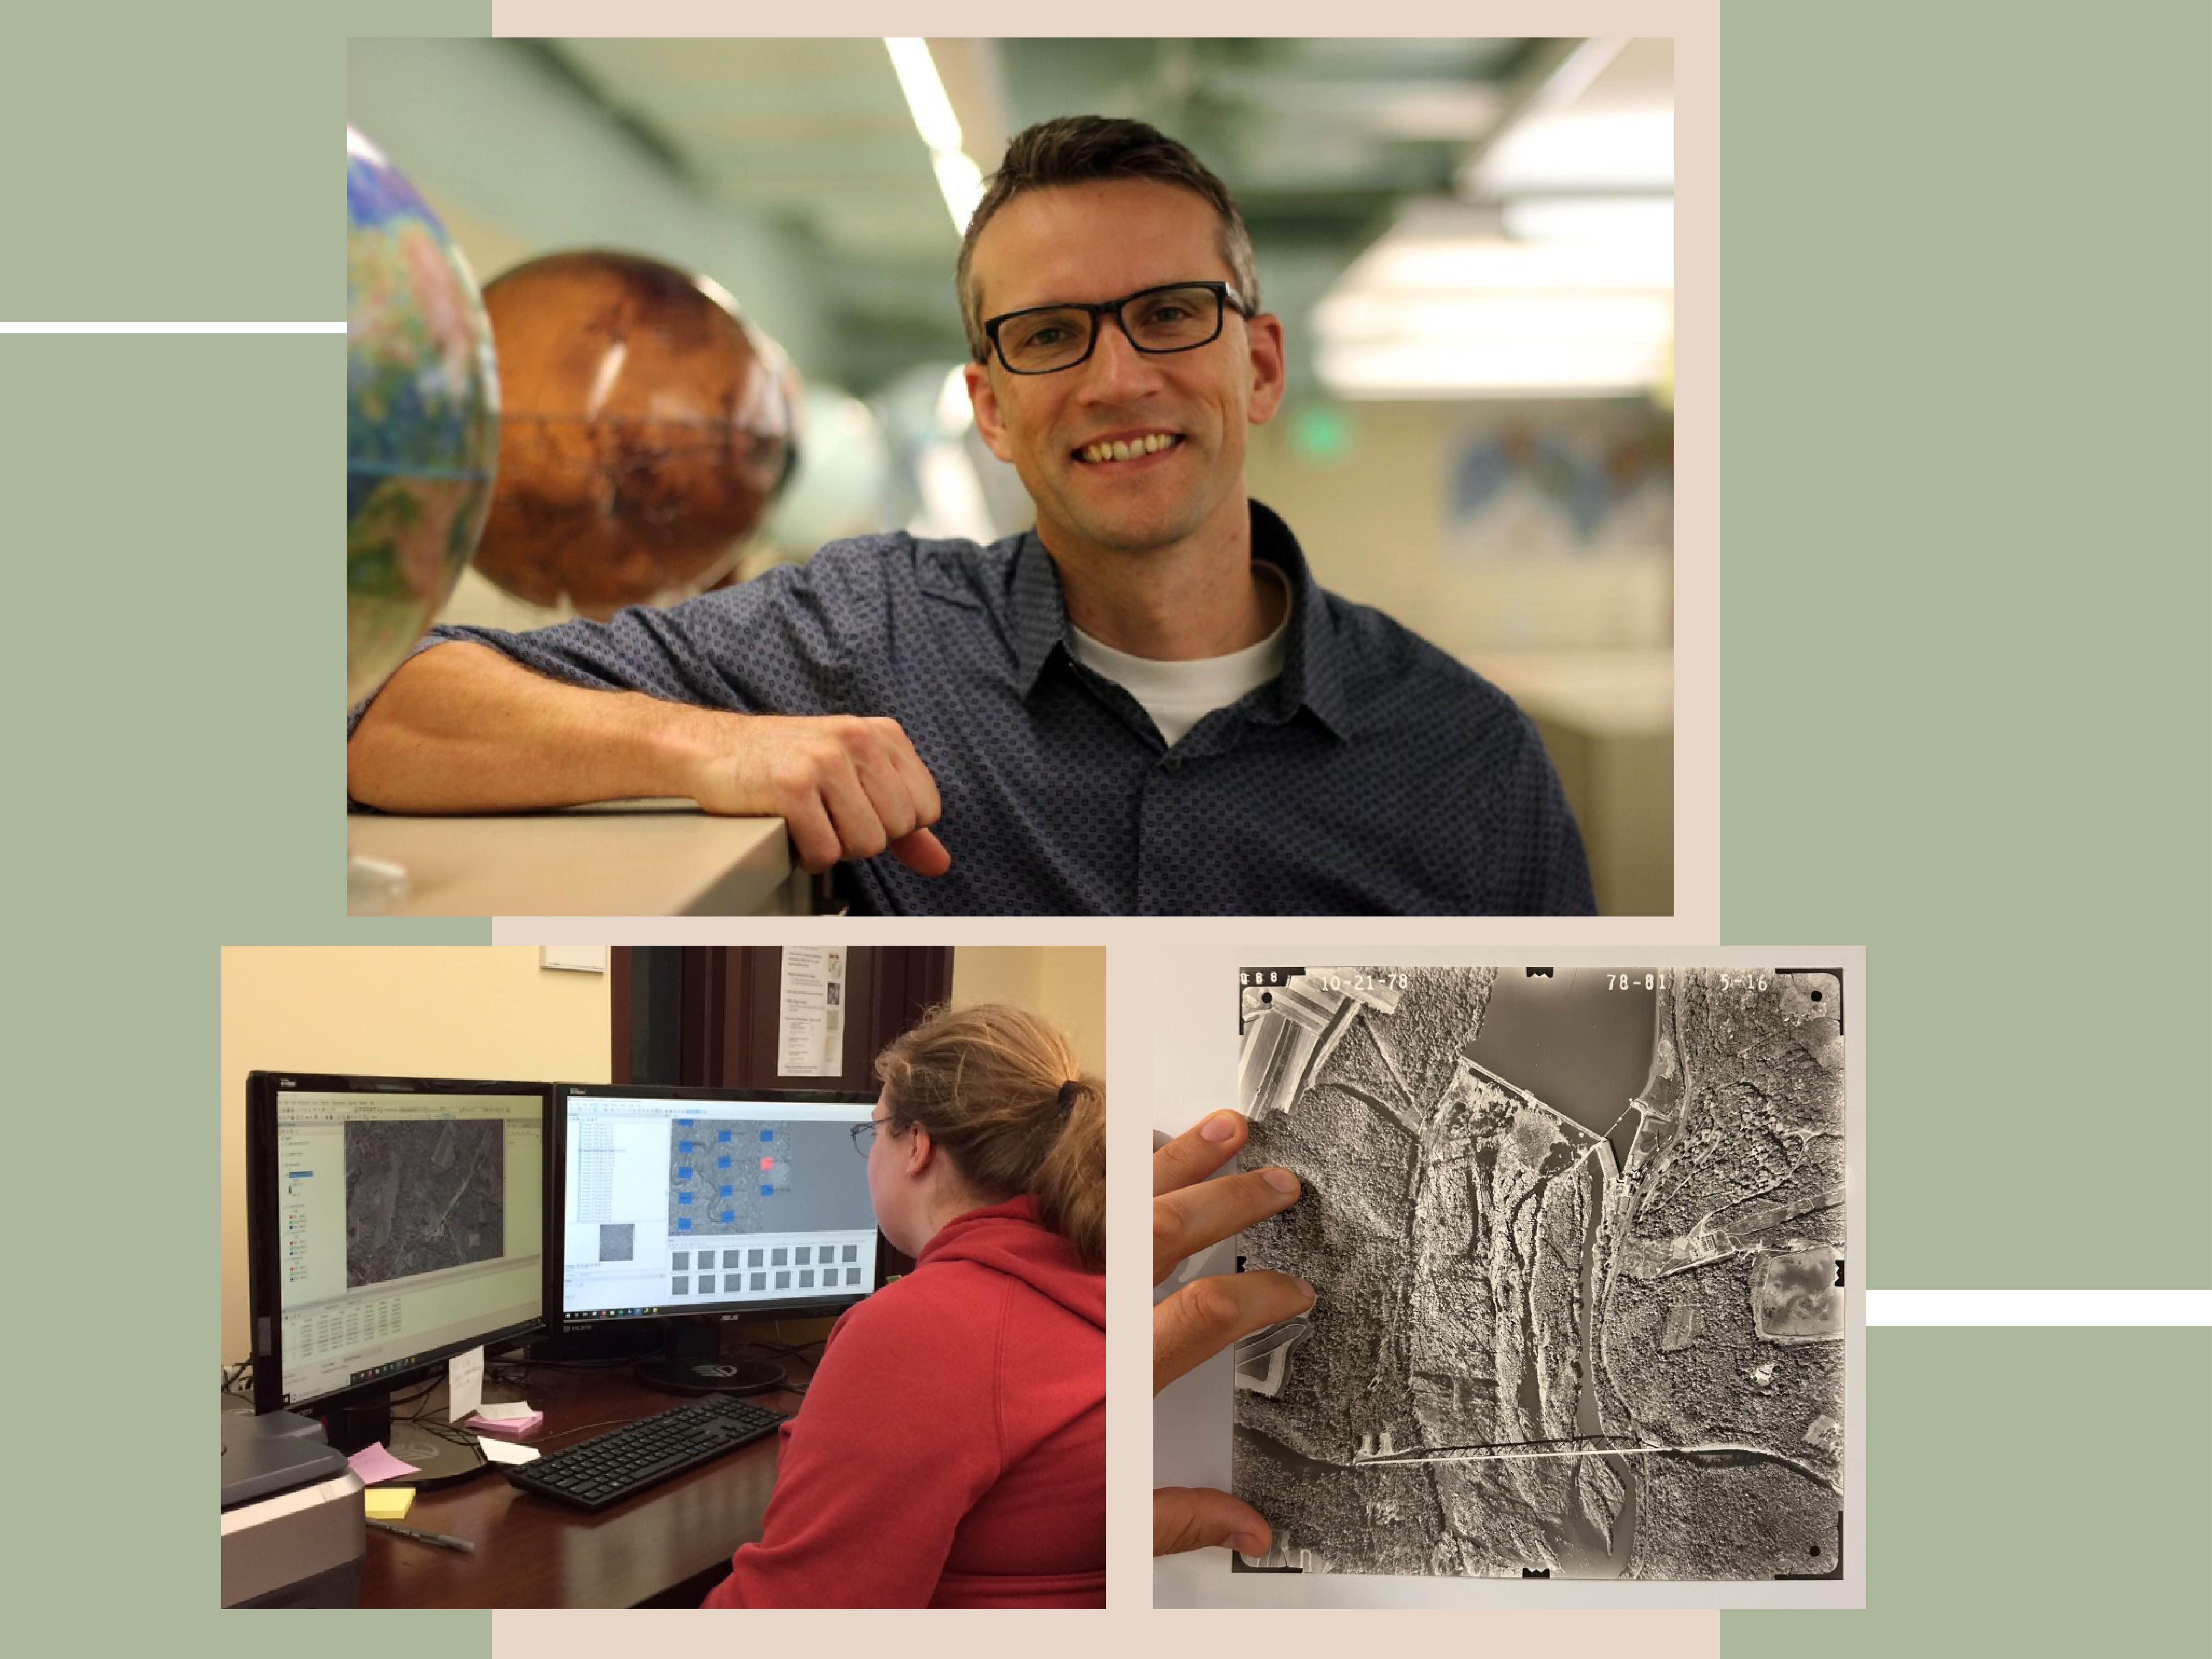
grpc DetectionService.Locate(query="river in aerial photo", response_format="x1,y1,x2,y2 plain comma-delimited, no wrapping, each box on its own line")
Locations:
1463,967,1661,1576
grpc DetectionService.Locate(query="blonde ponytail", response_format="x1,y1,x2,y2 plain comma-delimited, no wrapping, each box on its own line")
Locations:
1030,1076,1104,1272
875,1003,1106,1272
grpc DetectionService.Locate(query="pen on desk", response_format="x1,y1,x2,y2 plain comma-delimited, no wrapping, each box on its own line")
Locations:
368,1517,476,1554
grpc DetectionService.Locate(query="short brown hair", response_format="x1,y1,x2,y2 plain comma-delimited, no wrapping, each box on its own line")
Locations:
875,1002,1104,1272
955,115,1261,360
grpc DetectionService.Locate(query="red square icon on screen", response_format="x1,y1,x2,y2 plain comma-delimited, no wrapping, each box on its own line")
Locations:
760,1155,775,1170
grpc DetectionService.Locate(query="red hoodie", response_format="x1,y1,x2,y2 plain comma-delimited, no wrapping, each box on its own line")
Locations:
701,1197,1105,1608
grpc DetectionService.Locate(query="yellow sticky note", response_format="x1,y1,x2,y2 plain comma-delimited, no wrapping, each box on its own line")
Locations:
365,1487,416,1521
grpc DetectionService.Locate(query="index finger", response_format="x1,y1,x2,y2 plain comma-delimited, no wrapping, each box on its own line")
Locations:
1154,1166,1300,1284
1153,1110,1248,1197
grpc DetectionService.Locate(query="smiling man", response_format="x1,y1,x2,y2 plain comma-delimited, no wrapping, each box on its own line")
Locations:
347,117,1597,916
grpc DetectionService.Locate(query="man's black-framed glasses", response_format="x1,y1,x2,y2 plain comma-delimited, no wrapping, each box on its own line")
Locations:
850,1116,892,1157
982,281,1246,375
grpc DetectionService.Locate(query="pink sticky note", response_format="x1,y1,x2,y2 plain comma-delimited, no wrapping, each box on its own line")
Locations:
348,1442,422,1485
466,1411,545,1439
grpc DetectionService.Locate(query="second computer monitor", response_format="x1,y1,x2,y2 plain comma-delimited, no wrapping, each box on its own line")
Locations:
555,1083,882,1326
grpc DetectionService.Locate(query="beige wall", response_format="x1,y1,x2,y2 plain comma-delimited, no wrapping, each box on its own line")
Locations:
951,946,1106,1079
220,946,611,1365
1245,401,1677,915
1244,399,1674,658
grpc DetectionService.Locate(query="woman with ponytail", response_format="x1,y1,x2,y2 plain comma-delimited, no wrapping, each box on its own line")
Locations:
702,1003,1105,1609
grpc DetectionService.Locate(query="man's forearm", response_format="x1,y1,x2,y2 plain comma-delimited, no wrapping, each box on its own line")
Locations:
347,642,718,813
345,641,952,877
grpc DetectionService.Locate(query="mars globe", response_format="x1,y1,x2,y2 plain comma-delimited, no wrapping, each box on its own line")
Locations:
472,251,794,619
345,128,500,705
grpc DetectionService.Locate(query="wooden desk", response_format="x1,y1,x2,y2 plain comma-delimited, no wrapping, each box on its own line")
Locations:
357,1361,807,1609
346,799,812,918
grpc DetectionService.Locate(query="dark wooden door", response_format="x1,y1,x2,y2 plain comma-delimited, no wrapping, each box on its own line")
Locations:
611,947,954,1091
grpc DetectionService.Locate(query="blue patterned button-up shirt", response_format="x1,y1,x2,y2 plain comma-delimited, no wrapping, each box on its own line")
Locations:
357,503,1596,916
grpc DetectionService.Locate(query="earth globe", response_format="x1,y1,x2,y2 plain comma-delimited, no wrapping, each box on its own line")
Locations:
471,251,795,619
346,127,500,703
346,127,500,909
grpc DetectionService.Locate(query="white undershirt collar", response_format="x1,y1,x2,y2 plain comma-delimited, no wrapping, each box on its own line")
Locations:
1066,565,1290,747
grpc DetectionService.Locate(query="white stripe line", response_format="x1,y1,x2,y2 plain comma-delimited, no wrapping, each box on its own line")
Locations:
1868,1289,2211,1326
0,322,345,333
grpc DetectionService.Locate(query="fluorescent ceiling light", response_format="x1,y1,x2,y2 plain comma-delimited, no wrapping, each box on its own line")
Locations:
884,38,964,155
1502,195,1673,246
1315,292,1673,346
1316,306,1674,396
1317,337,1670,398
1467,108,1675,195
931,150,984,236
1348,235,1674,292
885,37,981,234
1319,188,1674,397
1527,38,1629,115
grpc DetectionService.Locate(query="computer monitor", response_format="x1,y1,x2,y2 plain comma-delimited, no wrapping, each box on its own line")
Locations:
246,1071,549,1457
551,1082,884,1391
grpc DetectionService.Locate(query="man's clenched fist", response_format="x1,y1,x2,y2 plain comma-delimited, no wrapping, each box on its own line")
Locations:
689,713,950,875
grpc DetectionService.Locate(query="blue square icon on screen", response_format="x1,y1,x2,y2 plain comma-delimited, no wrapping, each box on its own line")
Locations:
759,1129,774,1143
678,1140,693,1153
678,1193,691,1206
717,1156,731,1170
677,1218,692,1231
718,1129,733,1143
761,1184,774,1197
678,1166,693,1180
720,1184,733,1197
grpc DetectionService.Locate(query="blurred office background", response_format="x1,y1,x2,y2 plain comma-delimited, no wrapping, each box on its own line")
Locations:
349,38,1674,915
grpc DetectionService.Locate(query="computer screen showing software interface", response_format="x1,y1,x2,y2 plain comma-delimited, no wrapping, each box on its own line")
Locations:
273,1089,544,1408
562,1093,879,1318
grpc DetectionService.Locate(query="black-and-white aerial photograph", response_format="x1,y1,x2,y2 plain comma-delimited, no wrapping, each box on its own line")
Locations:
344,1117,507,1288
1234,965,1847,1581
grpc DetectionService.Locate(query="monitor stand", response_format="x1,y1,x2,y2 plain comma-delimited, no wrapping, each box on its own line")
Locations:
636,1318,786,1396
321,1397,394,1455
323,1395,491,1489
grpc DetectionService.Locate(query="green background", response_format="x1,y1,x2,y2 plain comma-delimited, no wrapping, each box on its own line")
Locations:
0,0,490,318
7,5,500,1641
1730,1330,2211,1649
0,328,486,1649
0,0,2201,1648
1722,3,2211,1288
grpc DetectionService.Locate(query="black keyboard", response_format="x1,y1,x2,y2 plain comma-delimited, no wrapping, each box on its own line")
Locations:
504,1393,786,1512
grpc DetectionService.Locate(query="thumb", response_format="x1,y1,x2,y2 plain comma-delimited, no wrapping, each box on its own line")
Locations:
890,827,952,876
1153,1486,1272,1559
